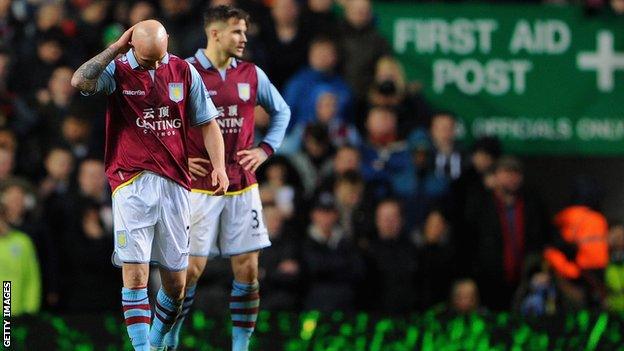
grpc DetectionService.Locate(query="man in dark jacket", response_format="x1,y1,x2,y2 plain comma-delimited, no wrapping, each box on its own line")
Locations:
465,156,552,310
302,192,365,311
364,199,419,312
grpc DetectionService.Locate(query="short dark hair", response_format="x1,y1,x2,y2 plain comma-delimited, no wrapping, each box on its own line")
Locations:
309,35,337,49
335,170,363,187
204,5,250,28
494,155,523,174
304,123,330,144
472,136,502,159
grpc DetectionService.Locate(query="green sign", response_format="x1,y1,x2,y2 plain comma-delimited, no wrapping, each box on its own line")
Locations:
375,3,624,155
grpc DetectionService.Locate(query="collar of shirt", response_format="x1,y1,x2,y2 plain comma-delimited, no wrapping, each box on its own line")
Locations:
126,49,170,70
194,49,237,70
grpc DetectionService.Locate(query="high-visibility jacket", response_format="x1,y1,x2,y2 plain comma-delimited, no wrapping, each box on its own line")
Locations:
544,206,609,279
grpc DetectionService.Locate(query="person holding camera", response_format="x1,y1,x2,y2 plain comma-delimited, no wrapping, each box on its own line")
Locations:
360,56,432,137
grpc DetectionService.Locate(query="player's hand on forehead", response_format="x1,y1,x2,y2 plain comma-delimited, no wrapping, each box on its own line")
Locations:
112,25,136,54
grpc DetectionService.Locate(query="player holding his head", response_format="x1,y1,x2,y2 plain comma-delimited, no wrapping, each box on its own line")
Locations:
71,20,228,351
164,6,290,351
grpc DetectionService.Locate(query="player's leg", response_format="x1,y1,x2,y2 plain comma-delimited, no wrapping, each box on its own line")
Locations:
121,263,151,351
229,251,261,351
149,268,186,351
165,193,223,350
221,187,270,351
162,256,207,350
148,177,191,350
113,175,159,351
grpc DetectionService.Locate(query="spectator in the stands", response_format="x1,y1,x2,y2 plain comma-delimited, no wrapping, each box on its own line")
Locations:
449,279,481,315
302,192,365,311
302,0,339,35
405,112,464,228
544,176,608,308
260,0,311,89
466,156,551,310
259,157,299,219
128,1,157,26
283,36,352,127
56,159,117,312
318,144,361,193
288,123,335,199
0,50,37,137
364,199,418,312
60,114,92,162
75,1,109,58
258,204,301,310
337,0,390,100
0,197,41,316
333,171,372,243
360,107,415,199
452,137,502,268
39,146,74,201
159,0,204,58
33,66,78,153
1,178,58,309
281,89,360,154
413,208,456,308
359,56,432,135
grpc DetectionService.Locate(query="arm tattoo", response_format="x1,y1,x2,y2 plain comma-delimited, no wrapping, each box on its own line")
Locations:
72,46,119,93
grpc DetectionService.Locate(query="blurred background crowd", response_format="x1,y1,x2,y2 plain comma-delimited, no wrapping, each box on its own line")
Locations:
1,0,624,321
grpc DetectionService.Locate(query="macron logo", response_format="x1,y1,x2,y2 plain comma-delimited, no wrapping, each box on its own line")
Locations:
123,89,146,96
208,90,217,96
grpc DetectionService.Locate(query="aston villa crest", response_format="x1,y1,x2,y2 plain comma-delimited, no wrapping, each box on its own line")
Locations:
238,83,250,102
116,230,127,248
169,83,184,102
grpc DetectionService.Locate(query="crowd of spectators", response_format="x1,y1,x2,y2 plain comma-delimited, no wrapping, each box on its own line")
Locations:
0,0,622,319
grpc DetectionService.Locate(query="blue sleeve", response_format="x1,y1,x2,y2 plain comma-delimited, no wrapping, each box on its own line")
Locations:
256,66,291,151
187,62,219,126
81,61,116,96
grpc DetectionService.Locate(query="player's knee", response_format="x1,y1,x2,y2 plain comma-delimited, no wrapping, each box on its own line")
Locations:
186,264,203,286
123,266,149,288
233,258,258,283
186,257,207,286
160,272,187,300
126,275,147,288
165,280,186,300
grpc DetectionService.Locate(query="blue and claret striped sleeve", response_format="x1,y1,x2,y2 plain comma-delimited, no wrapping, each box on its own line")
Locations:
255,65,291,153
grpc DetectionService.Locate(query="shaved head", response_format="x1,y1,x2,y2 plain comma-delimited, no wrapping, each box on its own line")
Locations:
131,20,168,66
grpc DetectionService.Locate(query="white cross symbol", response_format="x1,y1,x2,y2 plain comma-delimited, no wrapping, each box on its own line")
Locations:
577,30,624,92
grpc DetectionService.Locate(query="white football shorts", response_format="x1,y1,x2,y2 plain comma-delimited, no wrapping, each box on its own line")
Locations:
189,184,271,258
111,171,190,271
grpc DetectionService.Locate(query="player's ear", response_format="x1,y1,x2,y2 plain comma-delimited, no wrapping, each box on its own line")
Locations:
210,28,219,39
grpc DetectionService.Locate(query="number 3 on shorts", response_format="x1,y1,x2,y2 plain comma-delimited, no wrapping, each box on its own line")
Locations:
251,209,259,229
